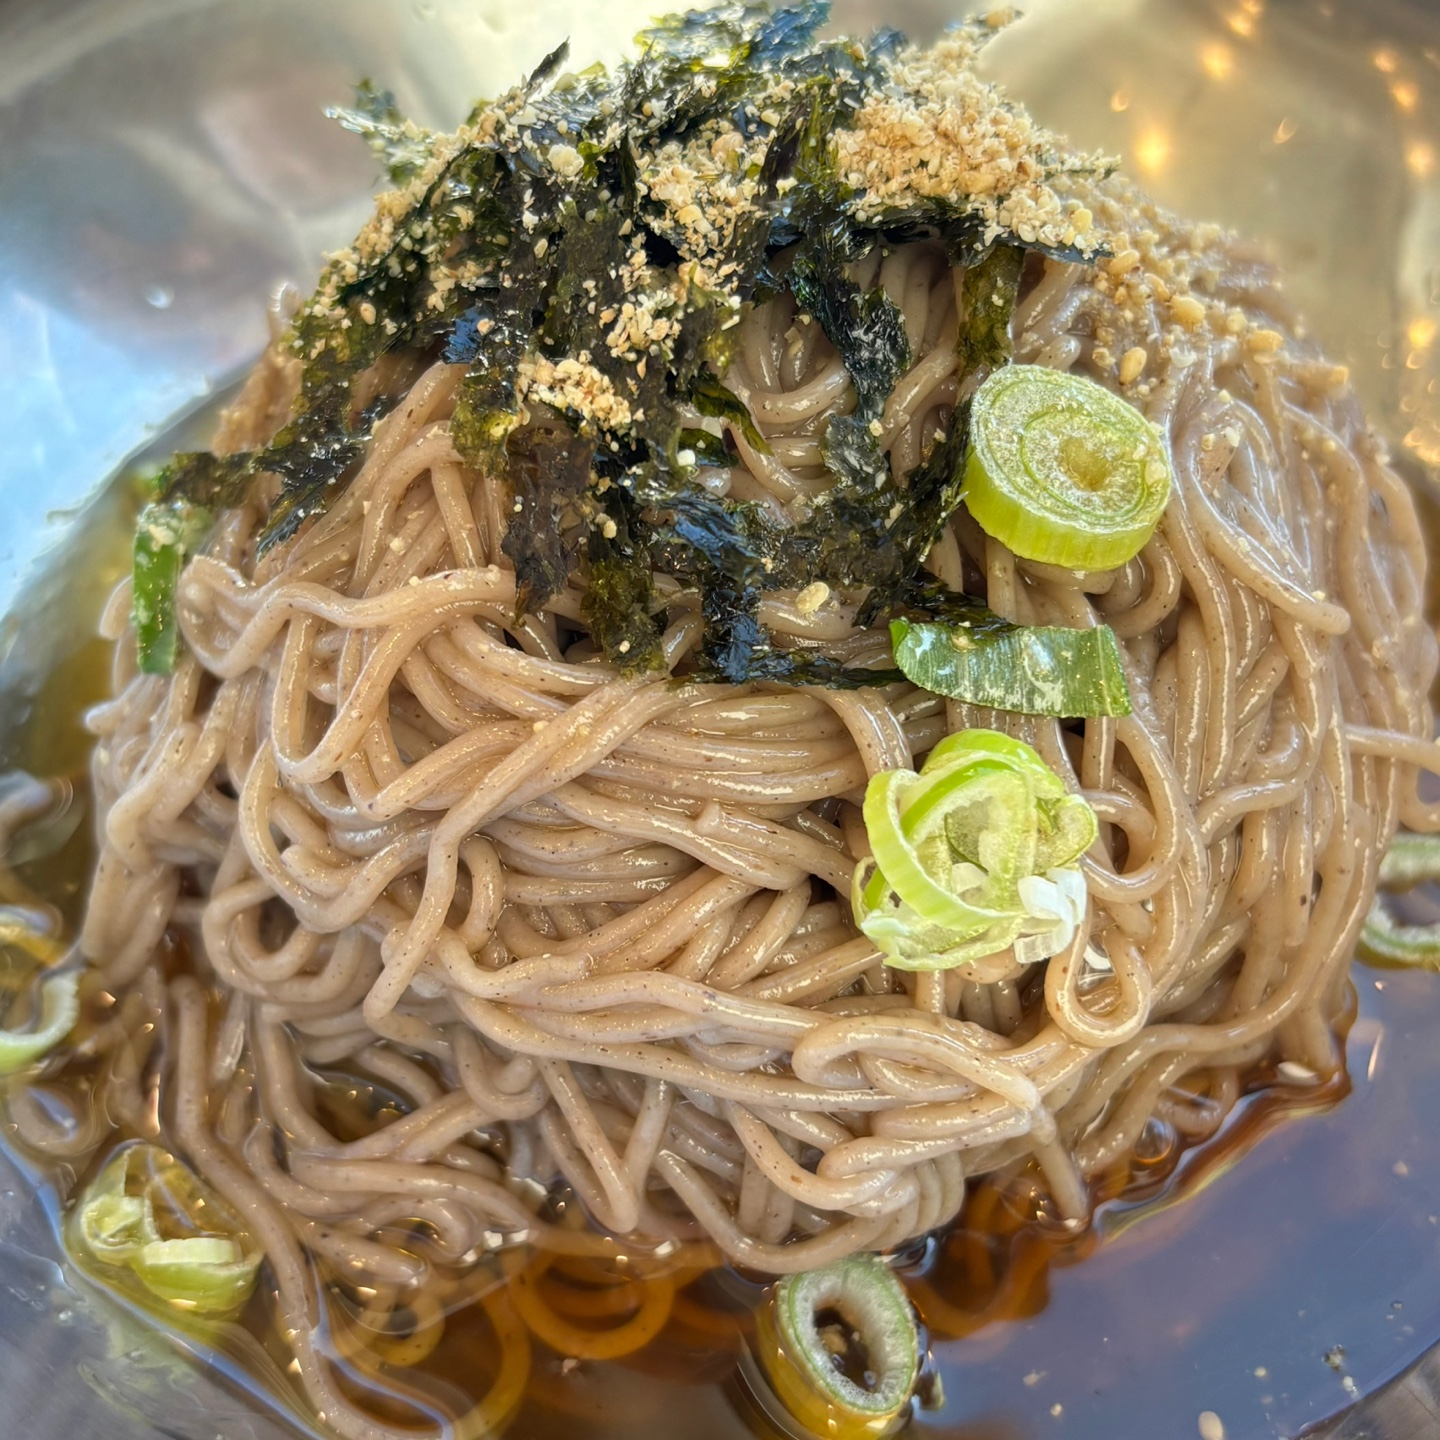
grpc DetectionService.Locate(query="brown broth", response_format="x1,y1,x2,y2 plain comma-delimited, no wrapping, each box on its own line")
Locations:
4,431,1440,1440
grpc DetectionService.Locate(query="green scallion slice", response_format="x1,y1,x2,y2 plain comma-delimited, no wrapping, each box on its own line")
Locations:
1378,831,1440,891
964,364,1171,571
756,1256,920,1439
0,971,77,1075
133,499,213,675
1358,831,1440,970
891,617,1132,718
851,730,1096,972
1359,904,1440,970
132,1235,260,1314
69,1143,262,1320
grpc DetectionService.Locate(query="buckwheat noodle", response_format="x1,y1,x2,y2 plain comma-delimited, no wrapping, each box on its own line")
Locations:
28,187,1440,1437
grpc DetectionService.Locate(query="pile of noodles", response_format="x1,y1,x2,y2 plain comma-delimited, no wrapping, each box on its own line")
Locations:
34,173,1438,1433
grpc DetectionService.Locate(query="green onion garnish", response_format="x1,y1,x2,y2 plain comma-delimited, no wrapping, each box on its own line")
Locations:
1359,905,1440,970
133,499,214,675
964,364,1172,571
890,617,1132,718
1377,831,1440,891
756,1256,919,1440
852,730,1096,972
1358,832,1440,970
0,971,77,1075
70,1143,261,1318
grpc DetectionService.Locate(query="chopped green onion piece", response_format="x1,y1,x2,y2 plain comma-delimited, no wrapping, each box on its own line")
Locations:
964,364,1171,571
853,730,1096,971
133,499,214,675
70,1144,261,1319
1378,831,1440,890
890,617,1132,717
1359,903,1440,970
133,1236,259,1314
0,971,78,1075
1354,831,1440,969
80,1192,151,1265
757,1256,919,1440
689,373,770,454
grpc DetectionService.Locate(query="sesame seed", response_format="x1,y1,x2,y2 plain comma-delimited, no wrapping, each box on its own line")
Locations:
795,581,831,614
1119,346,1147,384
1171,295,1207,328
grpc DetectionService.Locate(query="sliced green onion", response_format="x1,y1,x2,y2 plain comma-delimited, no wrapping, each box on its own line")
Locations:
1359,903,1440,970
1377,831,1440,890
0,971,78,1075
689,373,770,454
1357,831,1440,968
964,364,1171,571
70,1144,261,1319
890,617,1131,718
852,729,1096,971
133,499,214,675
133,1236,260,1314
756,1256,919,1440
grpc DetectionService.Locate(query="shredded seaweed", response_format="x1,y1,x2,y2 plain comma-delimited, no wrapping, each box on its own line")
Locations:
789,226,910,423
500,411,596,614
138,1,1107,681
677,429,736,467
689,375,770,454
581,493,664,672
327,81,436,188
956,242,1025,375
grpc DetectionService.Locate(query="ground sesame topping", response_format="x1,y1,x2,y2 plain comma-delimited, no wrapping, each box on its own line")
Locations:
517,356,634,434
836,31,1112,256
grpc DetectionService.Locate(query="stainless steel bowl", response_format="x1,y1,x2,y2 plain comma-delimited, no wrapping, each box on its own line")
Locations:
3,1,1439,1436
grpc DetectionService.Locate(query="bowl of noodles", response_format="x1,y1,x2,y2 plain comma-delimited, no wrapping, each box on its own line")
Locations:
3,1,1440,1437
